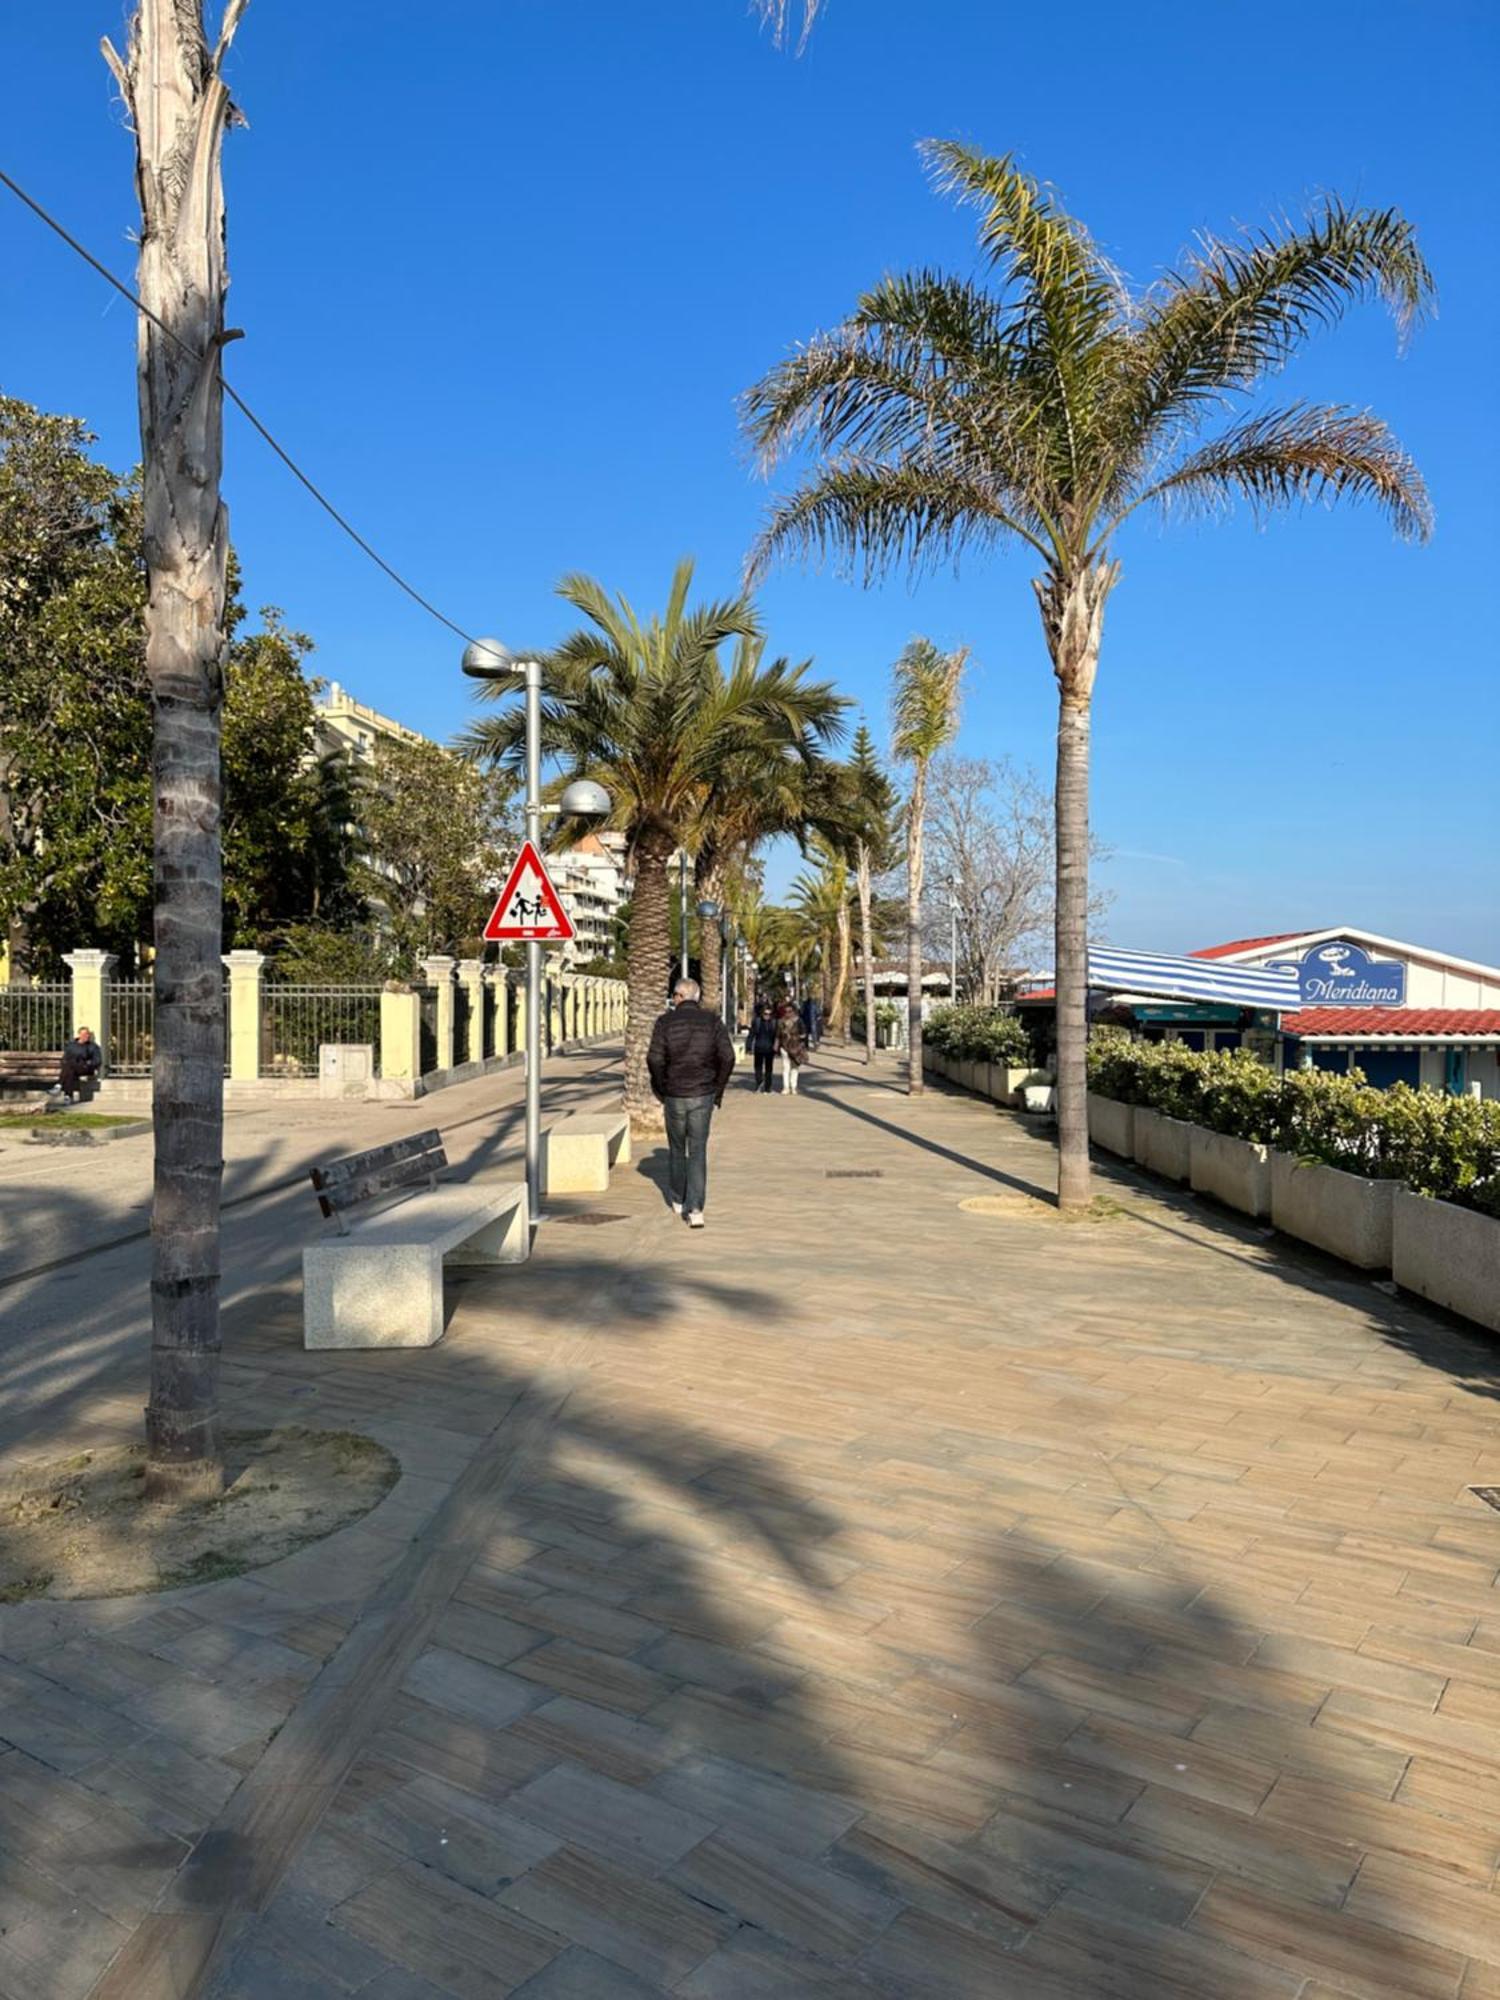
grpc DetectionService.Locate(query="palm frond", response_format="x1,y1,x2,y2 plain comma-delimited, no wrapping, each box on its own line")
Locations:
749,459,1043,585
1137,402,1433,541
1126,201,1436,443
891,638,966,766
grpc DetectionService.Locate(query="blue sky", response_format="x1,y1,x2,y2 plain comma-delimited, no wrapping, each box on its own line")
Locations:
4,1,1497,958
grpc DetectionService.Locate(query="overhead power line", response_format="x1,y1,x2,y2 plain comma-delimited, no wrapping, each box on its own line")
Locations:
0,163,479,647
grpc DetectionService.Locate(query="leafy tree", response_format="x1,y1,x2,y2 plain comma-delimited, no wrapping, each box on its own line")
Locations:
0,399,152,971
889,639,966,1092
222,612,329,945
746,145,1431,1208
358,736,517,972
465,560,843,1126
267,921,391,984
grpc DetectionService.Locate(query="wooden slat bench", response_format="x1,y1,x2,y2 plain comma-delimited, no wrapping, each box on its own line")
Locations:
542,1109,632,1195
0,1052,80,1100
303,1128,528,1350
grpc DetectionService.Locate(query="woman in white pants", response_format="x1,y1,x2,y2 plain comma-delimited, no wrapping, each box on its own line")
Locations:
777,1007,809,1095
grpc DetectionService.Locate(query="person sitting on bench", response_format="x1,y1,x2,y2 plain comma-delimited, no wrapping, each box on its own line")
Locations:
50,1025,102,1104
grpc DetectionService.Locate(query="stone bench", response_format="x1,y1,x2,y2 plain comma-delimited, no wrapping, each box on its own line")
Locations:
303,1128,528,1349
542,1109,632,1194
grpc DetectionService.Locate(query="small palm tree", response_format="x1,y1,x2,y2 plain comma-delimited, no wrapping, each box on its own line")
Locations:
465,560,842,1125
745,146,1431,1207
790,837,853,1031
890,639,966,1093
692,636,840,1018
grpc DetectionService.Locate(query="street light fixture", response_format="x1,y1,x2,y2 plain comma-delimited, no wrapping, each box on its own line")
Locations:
460,636,610,1227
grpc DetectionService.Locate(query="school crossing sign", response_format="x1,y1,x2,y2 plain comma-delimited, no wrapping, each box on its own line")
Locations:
483,839,575,944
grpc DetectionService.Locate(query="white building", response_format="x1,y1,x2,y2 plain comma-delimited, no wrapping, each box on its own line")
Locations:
314,682,430,764
549,831,627,967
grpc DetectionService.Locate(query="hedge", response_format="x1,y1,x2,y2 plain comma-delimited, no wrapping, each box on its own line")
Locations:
1086,1028,1500,1215
924,1005,1036,1067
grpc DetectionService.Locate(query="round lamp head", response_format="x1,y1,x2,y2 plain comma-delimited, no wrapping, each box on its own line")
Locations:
557,778,611,819
461,636,513,679
696,898,720,920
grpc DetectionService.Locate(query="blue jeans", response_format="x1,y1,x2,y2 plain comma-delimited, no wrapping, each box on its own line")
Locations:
663,1093,715,1214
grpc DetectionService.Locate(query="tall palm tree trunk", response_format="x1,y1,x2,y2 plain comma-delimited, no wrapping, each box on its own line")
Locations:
696,862,723,1018
831,898,852,1038
1038,562,1117,1214
905,768,926,1094
857,844,877,1063
624,834,672,1131
109,0,244,1500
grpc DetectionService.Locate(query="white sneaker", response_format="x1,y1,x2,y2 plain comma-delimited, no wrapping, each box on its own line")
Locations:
686,1211,705,1229
670,1199,683,1215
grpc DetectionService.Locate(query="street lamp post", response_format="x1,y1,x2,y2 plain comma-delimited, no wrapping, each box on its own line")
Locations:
462,637,609,1227
948,881,961,1006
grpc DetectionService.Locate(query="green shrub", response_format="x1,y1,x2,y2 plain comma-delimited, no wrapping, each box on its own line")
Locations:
925,1005,1034,1066
1086,1031,1500,1211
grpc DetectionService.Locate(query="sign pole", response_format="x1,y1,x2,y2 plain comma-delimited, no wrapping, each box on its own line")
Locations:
524,658,543,1224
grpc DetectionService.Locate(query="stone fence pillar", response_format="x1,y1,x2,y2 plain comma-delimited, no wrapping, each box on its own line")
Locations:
62,949,117,1072
457,960,484,1066
421,955,456,1074
380,986,420,1088
221,950,265,1082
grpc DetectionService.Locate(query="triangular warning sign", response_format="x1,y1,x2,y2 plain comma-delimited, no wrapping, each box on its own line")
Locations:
483,839,576,943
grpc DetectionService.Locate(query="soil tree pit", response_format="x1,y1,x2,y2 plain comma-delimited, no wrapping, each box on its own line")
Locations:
1,1427,399,1602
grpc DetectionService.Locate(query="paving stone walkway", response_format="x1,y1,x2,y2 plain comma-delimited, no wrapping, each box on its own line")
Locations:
2,1047,1498,1998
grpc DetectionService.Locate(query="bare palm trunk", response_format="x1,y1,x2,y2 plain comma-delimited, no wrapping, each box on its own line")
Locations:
109,1,246,1499
624,833,672,1131
1037,561,1117,1214
906,767,926,1093
857,842,876,1063
831,897,852,1039
696,860,723,1018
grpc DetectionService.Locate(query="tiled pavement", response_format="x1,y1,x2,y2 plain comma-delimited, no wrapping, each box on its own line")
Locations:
2,1048,1499,1997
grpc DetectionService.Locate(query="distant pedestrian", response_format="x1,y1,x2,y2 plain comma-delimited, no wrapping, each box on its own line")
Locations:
777,1006,809,1096
746,1001,778,1093
647,977,735,1228
49,1025,102,1106
800,993,822,1050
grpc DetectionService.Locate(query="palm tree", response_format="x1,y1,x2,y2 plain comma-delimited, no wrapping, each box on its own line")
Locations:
692,636,839,1018
845,724,900,1064
789,837,852,1031
465,560,842,1126
745,146,1431,1209
890,640,966,1094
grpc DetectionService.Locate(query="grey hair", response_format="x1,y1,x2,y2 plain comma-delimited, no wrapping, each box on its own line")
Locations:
673,978,701,1002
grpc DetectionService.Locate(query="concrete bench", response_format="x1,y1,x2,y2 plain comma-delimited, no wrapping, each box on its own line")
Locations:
303,1128,528,1350
542,1109,632,1194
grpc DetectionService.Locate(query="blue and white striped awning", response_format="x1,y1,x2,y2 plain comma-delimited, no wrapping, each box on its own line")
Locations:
1087,947,1298,1011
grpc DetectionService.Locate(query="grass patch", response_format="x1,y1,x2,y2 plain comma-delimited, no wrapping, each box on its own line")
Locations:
0,1111,144,1131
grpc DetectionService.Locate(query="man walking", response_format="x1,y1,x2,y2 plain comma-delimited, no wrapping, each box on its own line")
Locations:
648,977,735,1228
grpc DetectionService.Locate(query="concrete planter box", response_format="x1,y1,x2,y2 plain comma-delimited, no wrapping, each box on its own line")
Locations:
1133,1106,1192,1183
1392,1189,1500,1333
1190,1127,1273,1219
985,1064,1040,1105
1270,1152,1395,1270
1087,1093,1135,1158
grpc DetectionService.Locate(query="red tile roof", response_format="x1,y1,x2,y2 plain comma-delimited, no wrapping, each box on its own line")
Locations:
1285,1008,1500,1038
1191,933,1306,960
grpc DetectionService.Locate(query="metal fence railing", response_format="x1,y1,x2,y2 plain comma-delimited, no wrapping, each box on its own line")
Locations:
453,981,472,1064
261,984,382,1078
417,986,439,1076
0,982,71,1052
108,979,155,1076
107,980,233,1076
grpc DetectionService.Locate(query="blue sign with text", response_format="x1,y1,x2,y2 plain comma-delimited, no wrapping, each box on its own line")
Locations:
1267,940,1406,1006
